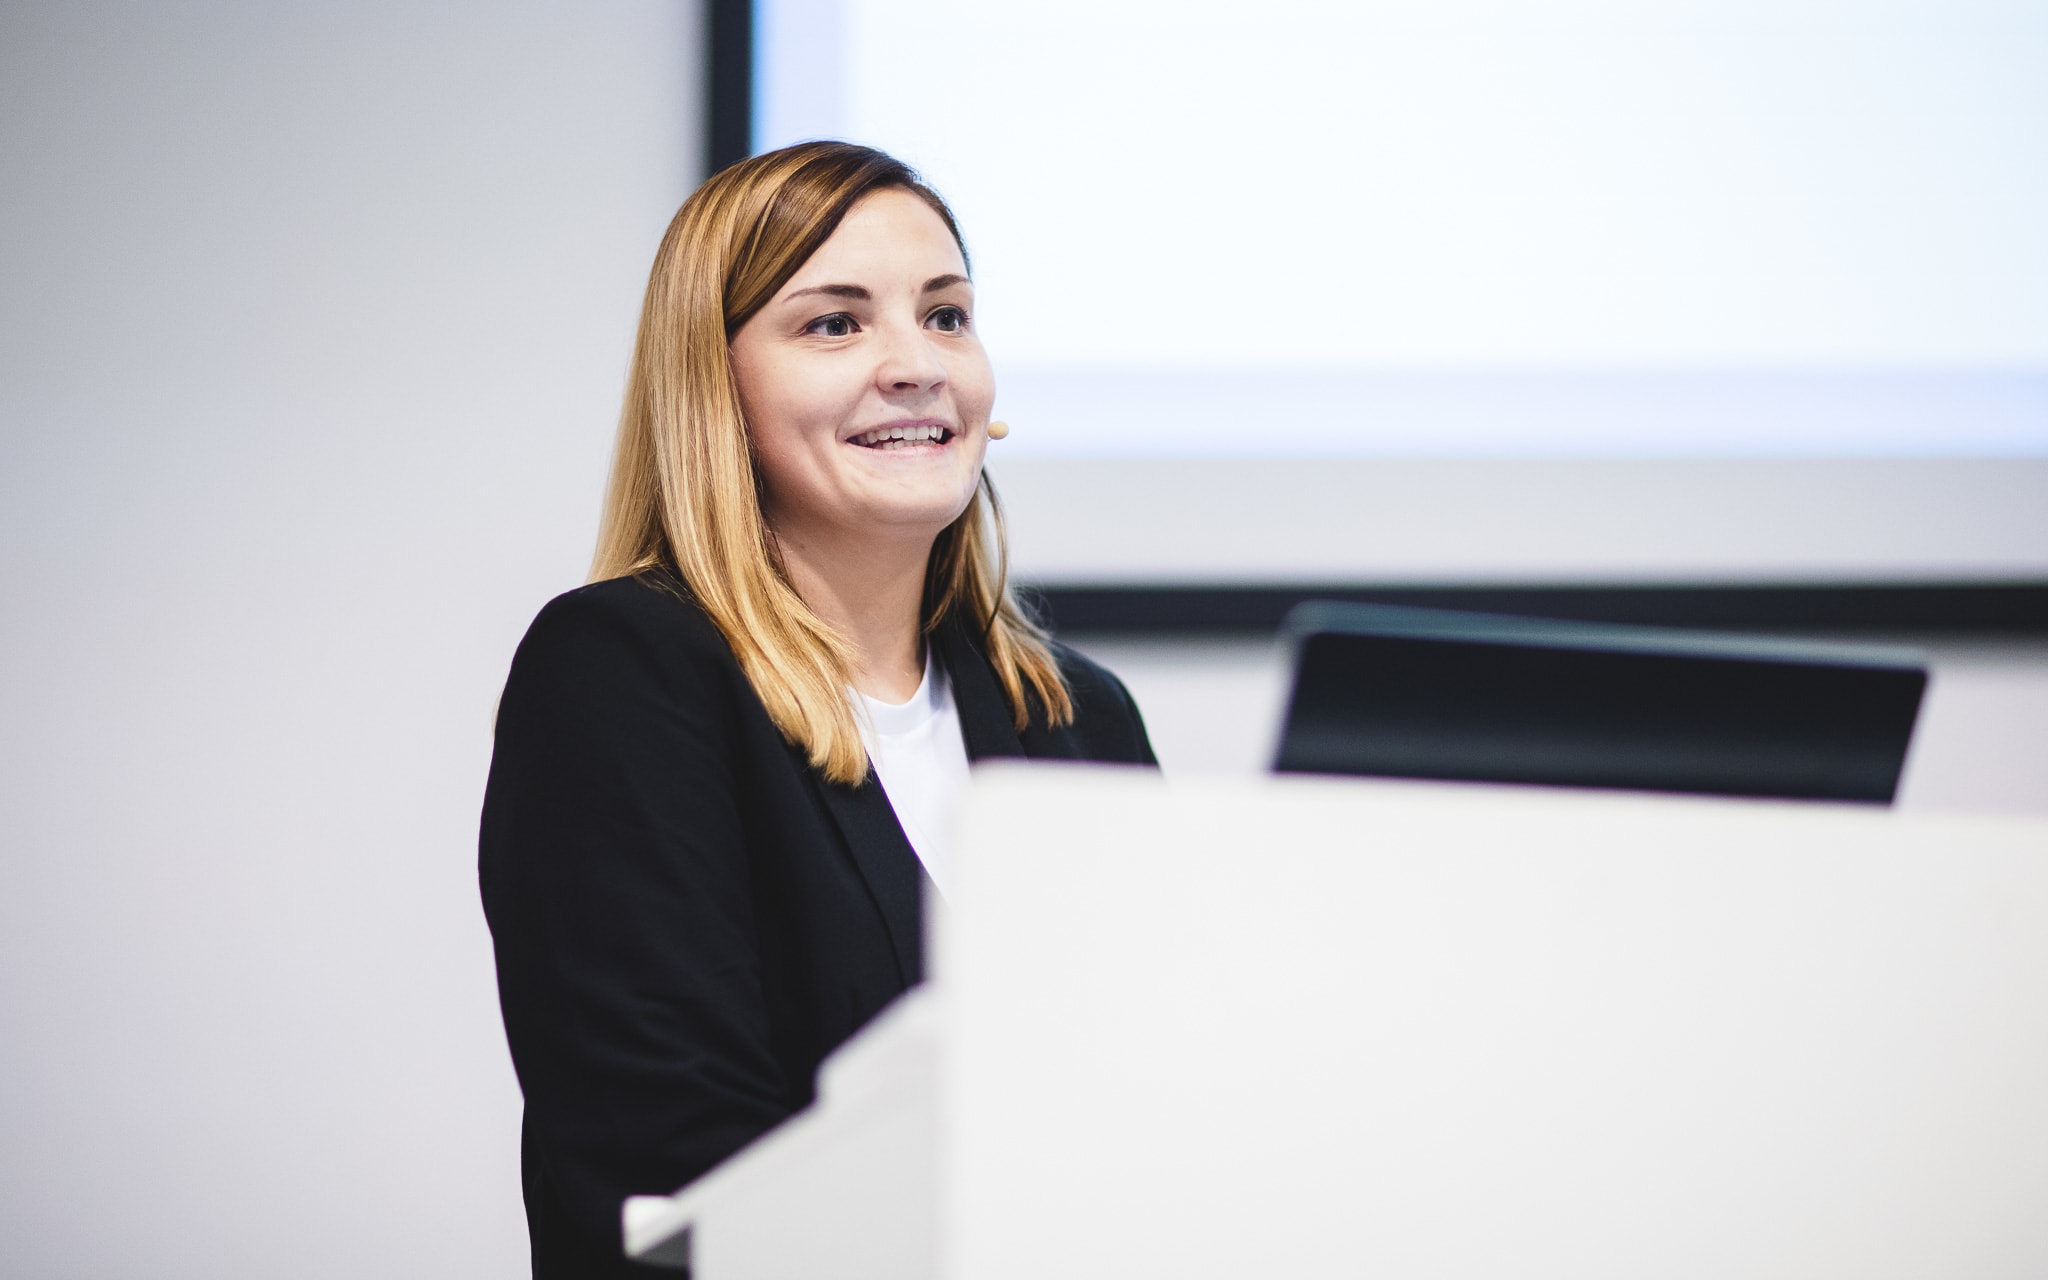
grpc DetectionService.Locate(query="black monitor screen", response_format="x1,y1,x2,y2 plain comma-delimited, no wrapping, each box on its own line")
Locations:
1274,603,1927,804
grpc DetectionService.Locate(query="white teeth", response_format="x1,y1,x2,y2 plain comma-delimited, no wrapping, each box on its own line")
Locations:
853,424,946,447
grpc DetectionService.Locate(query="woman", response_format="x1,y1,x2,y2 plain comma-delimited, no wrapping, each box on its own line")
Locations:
480,141,1156,1277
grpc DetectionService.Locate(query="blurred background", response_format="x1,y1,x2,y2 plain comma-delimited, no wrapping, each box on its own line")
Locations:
1,1,2042,1275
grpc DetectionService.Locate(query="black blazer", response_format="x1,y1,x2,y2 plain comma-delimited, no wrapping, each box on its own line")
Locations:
479,572,1155,1277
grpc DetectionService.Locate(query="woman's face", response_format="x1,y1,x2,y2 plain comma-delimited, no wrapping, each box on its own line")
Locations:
730,188,995,551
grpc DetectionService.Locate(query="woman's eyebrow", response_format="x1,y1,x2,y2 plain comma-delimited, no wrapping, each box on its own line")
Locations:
783,283,870,302
784,274,968,303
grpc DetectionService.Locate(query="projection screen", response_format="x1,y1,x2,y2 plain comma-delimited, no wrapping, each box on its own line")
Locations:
750,0,2048,588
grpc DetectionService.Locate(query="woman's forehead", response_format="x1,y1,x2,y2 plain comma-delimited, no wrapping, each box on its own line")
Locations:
784,189,968,290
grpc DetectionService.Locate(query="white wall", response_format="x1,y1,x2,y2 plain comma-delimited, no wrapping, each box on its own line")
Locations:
0,3,699,1275
990,456,2048,583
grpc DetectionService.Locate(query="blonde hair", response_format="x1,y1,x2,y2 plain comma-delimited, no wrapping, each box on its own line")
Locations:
590,142,1072,785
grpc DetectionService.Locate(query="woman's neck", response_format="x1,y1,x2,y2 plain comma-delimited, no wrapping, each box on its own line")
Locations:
771,520,930,703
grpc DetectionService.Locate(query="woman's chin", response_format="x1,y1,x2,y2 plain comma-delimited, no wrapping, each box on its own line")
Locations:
840,456,982,527
881,498,979,540
843,483,981,542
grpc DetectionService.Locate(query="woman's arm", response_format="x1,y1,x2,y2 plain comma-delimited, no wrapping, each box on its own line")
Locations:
480,582,792,1268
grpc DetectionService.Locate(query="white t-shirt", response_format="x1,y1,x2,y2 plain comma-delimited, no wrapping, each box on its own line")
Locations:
852,650,971,899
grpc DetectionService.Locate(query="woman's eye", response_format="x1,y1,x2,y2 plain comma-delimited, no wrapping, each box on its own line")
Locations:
807,313,858,338
928,306,968,333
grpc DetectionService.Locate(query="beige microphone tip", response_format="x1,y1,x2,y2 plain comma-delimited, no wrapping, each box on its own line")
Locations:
987,419,1010,440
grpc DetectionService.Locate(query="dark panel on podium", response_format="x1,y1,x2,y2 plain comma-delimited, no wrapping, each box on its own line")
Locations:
1274,602,1927,804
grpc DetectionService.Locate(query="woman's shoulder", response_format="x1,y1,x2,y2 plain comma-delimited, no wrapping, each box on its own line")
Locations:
1043,637,1158,766
1045,638,1131,711
510,571,738,689
525,571,723,646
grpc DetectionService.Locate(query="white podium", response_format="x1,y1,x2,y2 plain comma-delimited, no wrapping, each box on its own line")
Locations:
627,765,2048,1278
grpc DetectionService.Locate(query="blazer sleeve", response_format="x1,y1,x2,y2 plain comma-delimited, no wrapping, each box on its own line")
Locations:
479,585,792,1262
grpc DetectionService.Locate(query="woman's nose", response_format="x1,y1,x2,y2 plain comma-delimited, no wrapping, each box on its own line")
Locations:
875,320,947,392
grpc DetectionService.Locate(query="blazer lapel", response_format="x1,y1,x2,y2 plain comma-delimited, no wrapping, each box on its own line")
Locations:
933,613,1030,762
815,771,926,986
812,614,1029,989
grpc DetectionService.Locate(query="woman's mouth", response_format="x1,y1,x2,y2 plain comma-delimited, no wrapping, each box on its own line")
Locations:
848,423,953,450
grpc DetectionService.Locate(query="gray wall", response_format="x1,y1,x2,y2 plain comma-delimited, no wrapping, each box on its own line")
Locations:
0,3,699,1275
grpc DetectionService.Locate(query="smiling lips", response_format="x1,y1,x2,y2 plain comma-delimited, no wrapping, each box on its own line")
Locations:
849,422,953,450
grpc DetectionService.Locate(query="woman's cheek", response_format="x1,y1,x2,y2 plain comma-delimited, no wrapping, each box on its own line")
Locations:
958,346,997,424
